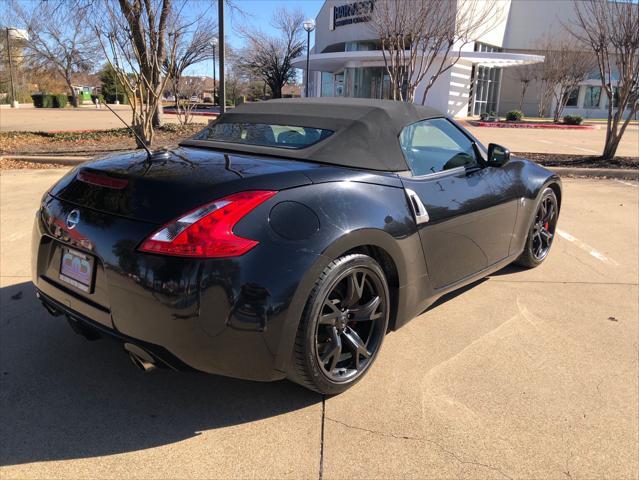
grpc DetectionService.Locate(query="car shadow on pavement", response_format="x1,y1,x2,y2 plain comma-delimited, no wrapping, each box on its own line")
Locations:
487,263,528,277
0,282,321,467
425,277,488,313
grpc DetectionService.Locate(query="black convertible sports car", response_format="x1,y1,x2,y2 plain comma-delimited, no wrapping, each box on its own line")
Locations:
32,98,561,394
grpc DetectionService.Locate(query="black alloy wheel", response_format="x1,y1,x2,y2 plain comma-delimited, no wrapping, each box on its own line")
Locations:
290,254,390,395
517,187,559,268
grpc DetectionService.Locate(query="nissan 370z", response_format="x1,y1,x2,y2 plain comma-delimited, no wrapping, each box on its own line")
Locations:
32,99,561,394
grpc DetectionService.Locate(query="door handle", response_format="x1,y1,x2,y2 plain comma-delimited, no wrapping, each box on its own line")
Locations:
405,189,429,225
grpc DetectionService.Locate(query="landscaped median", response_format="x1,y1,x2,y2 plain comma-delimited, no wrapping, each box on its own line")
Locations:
0,124,202,165
467,120,596,130
515,152,638,180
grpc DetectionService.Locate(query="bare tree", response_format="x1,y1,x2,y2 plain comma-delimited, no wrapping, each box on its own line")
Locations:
94,0,182,147
9,1,99,107
535,42,556,118
567,0,639,159
548,40,595,122
163,16,217,123
166,75,204,124
368,0,501,103
224,46,248,104
511,63,538,112
237,8,304,99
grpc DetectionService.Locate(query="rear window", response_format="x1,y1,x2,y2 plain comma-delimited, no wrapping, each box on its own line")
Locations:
194,122,334,149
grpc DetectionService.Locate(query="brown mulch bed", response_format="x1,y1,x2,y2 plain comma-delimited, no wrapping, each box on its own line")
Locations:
0,124,203,156
0,159,68,170
515,152,638,169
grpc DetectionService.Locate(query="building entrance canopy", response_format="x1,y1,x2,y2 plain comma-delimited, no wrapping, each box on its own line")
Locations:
292,50,544,71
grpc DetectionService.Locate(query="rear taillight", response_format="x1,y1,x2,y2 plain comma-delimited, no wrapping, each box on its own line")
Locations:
139,190,277,258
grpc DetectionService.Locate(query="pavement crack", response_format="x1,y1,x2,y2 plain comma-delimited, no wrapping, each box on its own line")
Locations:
325,416,513,480
319,395,325,480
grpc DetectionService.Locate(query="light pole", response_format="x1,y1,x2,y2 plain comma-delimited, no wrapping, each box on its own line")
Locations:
218,0,225,113
115,74,119,105
302,19,315,98
211,38,218,104
5,28,18,108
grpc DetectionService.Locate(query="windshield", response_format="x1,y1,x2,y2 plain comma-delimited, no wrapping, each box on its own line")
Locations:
193,122,334,150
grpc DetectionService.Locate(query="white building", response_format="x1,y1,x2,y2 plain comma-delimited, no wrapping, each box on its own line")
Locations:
292,0,626,119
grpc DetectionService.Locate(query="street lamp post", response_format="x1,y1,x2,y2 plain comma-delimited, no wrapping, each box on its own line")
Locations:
218,0,225,114
302,19,315,98
211,38,218,105
5,28,18,108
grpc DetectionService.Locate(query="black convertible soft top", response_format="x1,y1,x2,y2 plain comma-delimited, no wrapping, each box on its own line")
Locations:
181,98,444,172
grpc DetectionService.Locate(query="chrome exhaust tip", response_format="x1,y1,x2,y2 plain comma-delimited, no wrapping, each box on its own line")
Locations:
124,343,156,372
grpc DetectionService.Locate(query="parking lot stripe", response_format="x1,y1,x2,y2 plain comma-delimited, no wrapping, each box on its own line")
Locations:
557,229,619,265
614,179,639,188
573,146,599,154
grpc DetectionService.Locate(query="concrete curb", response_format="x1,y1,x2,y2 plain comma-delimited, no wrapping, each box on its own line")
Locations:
2,155,638,181
547,166,638,180
1,155,92,165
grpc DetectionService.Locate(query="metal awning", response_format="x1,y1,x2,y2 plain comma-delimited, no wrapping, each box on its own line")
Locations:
292,50,544,71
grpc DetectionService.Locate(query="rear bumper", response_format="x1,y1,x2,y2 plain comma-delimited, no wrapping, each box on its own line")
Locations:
32,195,323,382
36,289,195,371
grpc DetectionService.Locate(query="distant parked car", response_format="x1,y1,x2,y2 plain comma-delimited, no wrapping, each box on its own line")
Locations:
165,95,176,102
189,95,200,102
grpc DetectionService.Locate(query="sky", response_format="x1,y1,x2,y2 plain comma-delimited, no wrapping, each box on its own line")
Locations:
184,0,325,77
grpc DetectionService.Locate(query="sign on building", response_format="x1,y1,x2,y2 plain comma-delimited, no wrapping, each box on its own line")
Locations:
329,1,374,30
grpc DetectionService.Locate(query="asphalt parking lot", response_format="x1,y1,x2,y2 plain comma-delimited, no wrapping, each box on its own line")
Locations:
1,169,637,479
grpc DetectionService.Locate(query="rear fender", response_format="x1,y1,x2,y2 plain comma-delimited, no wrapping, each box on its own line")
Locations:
270,181,430,374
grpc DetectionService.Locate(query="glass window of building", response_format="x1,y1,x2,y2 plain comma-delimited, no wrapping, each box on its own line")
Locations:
470,65,501,115
344,40,380,51
320,67,392,100
334,72,345,97
584,86,601,108
321,72,334,97
565,88,580,107
469,42,502,116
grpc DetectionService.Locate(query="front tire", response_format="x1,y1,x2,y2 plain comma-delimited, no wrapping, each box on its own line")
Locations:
516,187,559,268
289,254,390,395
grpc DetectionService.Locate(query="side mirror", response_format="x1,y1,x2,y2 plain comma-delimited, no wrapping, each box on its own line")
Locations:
487,143,510,167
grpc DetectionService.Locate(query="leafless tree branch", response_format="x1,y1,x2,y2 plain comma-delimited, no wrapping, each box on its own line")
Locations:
565,0,639,159
368,0,502,103
8,0,99,106
236,7,304,99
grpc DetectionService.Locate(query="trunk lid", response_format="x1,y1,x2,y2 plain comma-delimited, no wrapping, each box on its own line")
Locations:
50,147,314,223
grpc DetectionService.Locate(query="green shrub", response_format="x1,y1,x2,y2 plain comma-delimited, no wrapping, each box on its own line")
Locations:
33,94,69,108
506,110,523,122
563,114,583,125
52,94,68,108
104,93,128,104
31,93,44,108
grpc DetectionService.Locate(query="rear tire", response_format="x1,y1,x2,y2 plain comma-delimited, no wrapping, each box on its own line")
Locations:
289,254,390,395
516,187,558,268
